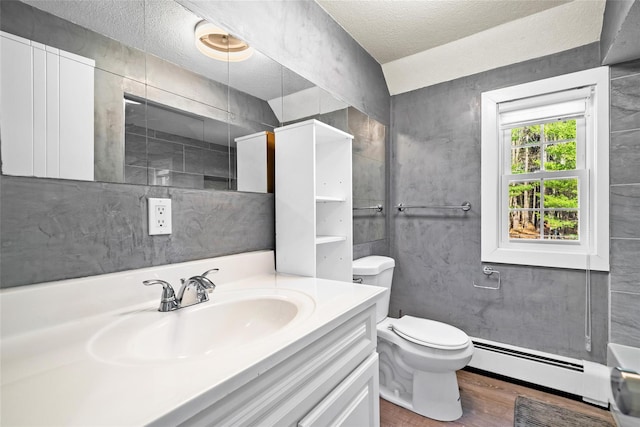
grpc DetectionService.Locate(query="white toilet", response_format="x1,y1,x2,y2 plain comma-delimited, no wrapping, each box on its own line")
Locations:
353,256,474,421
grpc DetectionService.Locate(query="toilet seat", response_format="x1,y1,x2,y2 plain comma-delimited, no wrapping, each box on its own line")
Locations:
391,316,470,350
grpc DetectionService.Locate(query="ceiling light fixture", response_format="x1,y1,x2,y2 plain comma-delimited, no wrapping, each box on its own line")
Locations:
195,21,253,62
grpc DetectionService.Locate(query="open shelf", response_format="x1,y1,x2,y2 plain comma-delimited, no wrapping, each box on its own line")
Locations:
276,119,353,281
316,235,347,245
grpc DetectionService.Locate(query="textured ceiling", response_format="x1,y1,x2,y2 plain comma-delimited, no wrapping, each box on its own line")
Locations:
22,0,606,99
23,0,146,50
316,0,571,64
380,0,605,94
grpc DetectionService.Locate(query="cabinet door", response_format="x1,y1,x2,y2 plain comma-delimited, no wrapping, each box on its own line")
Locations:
236,132,267,193
59,52,94,181
0,33,33,177
299,353,380,427
0,33,94,180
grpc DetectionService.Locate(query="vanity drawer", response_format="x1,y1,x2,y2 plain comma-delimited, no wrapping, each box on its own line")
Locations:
173,305,377,427
299,352,379,427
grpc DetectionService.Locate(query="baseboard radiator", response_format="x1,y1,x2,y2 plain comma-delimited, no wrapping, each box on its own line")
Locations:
469,338,611,407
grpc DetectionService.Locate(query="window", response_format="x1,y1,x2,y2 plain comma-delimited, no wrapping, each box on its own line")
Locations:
481,67,609,271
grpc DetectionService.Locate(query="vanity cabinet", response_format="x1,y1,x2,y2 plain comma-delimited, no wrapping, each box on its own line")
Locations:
1,251,384,426
275,119,353,282
171,306,379,427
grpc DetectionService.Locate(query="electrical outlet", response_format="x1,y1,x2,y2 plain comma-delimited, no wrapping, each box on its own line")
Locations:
148,198,172,235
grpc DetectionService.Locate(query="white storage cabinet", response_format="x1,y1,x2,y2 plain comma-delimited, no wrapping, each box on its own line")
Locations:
275,119,353,282
0,31,95,181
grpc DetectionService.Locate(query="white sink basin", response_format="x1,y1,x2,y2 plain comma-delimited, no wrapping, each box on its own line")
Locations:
88,289,315,364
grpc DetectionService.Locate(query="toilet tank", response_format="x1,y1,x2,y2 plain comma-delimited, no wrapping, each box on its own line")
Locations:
353,256,395,323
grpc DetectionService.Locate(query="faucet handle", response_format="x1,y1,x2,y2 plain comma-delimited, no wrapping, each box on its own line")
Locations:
202,268,219,277
143,279,175,294
143,279,179,312
200,268,219,292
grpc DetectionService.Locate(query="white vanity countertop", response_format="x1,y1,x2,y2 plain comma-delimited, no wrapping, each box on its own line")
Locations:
0,253,384,426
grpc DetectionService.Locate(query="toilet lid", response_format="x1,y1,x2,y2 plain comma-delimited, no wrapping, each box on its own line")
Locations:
391,316,470,350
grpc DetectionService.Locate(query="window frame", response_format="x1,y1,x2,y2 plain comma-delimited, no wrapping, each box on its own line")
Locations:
481,67,609,271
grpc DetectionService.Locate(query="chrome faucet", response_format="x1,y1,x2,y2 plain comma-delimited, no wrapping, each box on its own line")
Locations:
143,268,219,312
177,268,218,308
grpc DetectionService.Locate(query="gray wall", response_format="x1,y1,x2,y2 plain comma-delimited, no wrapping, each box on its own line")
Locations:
390,43,610,362
609,58,640,347
0,176,274,287
600,0,640,65
349,108,389,259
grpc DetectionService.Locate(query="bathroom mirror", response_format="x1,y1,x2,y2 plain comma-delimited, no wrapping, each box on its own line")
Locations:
0,0,349,194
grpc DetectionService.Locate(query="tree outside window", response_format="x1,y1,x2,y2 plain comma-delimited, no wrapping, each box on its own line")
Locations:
508,120,579,241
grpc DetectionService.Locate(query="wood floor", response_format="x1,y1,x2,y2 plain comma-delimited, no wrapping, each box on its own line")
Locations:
380,369,615,427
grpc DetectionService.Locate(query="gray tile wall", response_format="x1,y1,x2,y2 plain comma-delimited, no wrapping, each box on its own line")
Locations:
124,125,234,190
390,43,609,362
609,58,640,347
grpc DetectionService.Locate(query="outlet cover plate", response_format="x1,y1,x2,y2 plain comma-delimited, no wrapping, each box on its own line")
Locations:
148,198,172,235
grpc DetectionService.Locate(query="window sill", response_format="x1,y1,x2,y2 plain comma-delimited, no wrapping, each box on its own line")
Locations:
481,247,609,271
